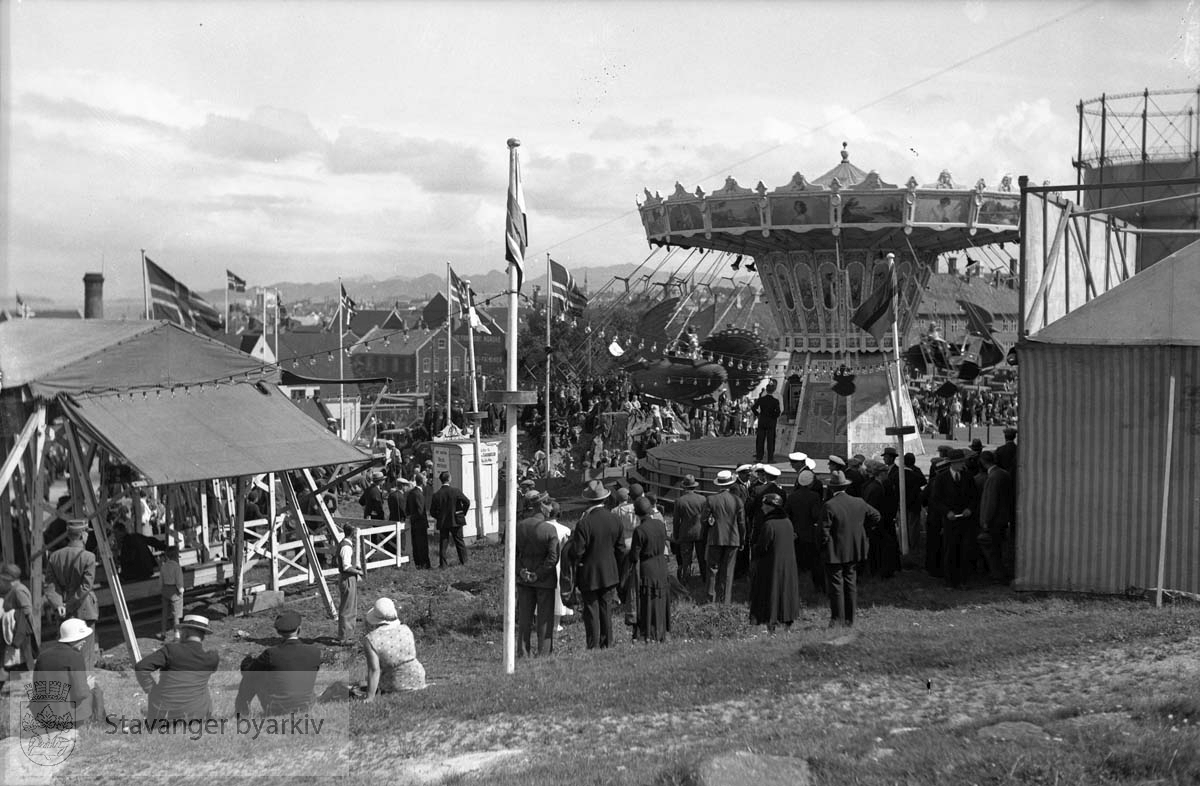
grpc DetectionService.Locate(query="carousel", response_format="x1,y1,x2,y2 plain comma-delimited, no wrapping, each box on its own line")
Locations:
632,143,1021,495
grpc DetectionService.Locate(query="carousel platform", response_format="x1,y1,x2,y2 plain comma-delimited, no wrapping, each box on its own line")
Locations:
630,436,803,505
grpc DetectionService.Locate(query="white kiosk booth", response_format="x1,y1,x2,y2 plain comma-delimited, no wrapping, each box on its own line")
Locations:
432,437,501,541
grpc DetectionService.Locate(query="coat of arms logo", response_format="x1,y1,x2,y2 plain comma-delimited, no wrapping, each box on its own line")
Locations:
20,680,77,766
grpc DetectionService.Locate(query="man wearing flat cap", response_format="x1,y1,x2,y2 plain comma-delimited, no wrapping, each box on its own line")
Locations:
515,490,560,657
235,610,322,716
359,470,387,520
135,614,220,720
568,481,626,649
45,520,98,670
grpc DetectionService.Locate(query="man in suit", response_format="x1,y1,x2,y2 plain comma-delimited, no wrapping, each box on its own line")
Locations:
785,467,826,595
45,521,98,670
702,470,746,604
32,618,108,726
134,614,221,720
235,610,322,716
977,450,1013,582
672,475,707,585
515,491,560,657
821,471,877,627
928,449,979,588
995,427,1019,534
569,480,626,649
430,471,471,568
405,473,432,569
751,381,782,463
359,470,387,520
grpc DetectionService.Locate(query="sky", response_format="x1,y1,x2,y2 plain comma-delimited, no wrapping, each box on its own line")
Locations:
1,0,1196,306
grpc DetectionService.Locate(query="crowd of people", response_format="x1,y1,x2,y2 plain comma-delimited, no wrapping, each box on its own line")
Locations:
910,383,1017,437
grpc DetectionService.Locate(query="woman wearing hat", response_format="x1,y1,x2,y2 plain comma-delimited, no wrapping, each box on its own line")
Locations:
31,618,108,725
361,598,425,698
748,493,802,632
861,460,900,579
1,564,37,682
627,496,670,642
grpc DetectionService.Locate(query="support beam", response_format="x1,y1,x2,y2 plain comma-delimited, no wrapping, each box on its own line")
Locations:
281,474,337,618
28,406,47,646
63,421,141,663
268,472,279,591
0,408,41,498
232,476,246,616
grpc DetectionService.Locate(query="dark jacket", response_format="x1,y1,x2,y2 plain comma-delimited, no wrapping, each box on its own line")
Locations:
672,490,707,543
429,484,470,532
752,393,781,425
821,491,878,564
570,505,626,591
979,466,1014,530
386,489,406,522
516,514,561,589
235,638,322,716
928,468,978,525
701,488,745,548
404,486,427,522
33,641,94,722
134,639,220,720
784,485,824,544
359,485,386,520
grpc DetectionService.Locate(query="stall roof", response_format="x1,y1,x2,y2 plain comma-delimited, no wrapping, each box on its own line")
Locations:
1028,238,1200,346
61,382,371,485
0,320,272,396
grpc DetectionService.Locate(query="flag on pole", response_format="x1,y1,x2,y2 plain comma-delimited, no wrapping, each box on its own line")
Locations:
227,270,247,292
145,257,223,332
549,258,571,313
448,265,473,316
568,282,588,318
505,141,527,289
850,268,895,343
339,284,357,321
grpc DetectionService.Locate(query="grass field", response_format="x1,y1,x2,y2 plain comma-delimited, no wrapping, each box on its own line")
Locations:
4,536,1199,785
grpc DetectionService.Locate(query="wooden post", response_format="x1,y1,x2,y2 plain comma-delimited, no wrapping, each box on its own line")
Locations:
0,409,41,497
63,421,141,663
785,352,812,455
268,472,278,591
281,473,336,617
27,406,47,643
0,472,14,566
232,476,246,616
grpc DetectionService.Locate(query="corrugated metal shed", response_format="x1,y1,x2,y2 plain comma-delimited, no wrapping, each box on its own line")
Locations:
1018,239,1200,595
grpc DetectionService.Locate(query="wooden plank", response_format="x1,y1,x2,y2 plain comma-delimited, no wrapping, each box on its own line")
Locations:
232,476,246,616
0,487,14,572
63,421,141,663
281,473,337,617
0,409,39,497
28,405,47,646
268,473,279,591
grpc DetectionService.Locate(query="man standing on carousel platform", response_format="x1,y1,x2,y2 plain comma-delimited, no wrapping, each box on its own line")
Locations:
751,380,782,463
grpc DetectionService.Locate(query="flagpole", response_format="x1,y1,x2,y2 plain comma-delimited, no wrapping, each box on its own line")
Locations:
274,290,280,360
465,281,486,540
141,249,150,320
261,288,267,360
339,278,345,441
544,252,552,478
225,282,229,335
445,262,453,433
887,252,910,556
503,138,521,676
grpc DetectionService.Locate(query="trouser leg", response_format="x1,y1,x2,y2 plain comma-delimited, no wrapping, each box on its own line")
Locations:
516,585,534,656
452,527,468,565
844,563,858,626
534,587,556,654
580,588,600,649
595,586,613,648
338,575,357,640
826,564,844,624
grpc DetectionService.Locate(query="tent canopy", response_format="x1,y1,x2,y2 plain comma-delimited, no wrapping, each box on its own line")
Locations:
1028,238,1200,346
0,320,273,397
61,382,371,486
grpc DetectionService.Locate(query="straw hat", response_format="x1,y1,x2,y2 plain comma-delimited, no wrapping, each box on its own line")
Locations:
581,480,611,502
365,597,399,626
179,614,213,635
827,471,853,489
58,618,93,644
714,470,736,486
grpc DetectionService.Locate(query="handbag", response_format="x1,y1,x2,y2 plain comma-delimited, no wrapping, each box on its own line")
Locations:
562,586,580,609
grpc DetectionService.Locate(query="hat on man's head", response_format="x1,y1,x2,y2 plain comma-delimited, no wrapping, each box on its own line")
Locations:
581,480,611,502
612,487,630,503
679,474,700,490
797,469,815,487
274,610,302,634
850,453,867,466
804,457,817,470
58,618,93,643
864,459,888,478
760,464,781,478
948,448,968,464
735,464,753,475
787,452,809,464
365,597,399,626
882,446,899,457
66,521,88,535
828,455,847,470
714,470,736,486
0,563,22,582
628,483,645,499
760,492,784,509
396,476,414,487
179,614,213,635
970,438,984,453
827,470,853,489
369,469,384,482
633,496,655,517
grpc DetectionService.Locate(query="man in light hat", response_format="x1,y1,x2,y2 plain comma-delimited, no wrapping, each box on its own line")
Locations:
701,470,745,604
405,472,432,569
821,471,877,627
785,467,826,595
45,520,98,670
789,452,824,499
731,464,754,505
135,614,220,720
32,618,108,725
235,610,322,717
845,454,867,497
568,480,626,649
359,470,387,520
672,475,707,585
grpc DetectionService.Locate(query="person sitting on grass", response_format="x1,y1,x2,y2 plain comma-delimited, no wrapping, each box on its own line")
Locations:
360,598,425,701
134,614,220,720
32,618,108,725
235,610,322,717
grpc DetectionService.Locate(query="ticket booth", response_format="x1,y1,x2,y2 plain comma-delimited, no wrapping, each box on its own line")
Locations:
432,438,501,541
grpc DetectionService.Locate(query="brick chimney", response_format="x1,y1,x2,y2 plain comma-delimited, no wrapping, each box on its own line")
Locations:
83,272,104,319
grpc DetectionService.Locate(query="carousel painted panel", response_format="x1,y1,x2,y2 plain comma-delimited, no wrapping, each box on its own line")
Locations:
836,193,905,225
767,194,832,228
912,192,973,224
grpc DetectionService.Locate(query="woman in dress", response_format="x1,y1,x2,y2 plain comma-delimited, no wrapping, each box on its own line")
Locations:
362,597,425,700
748,493,802,632
543,501,575,632
627,497,670,642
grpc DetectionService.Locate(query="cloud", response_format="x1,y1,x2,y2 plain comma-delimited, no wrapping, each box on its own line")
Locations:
187,107,328,162
589,116,677,141
326,128,491,193
17,92,178,138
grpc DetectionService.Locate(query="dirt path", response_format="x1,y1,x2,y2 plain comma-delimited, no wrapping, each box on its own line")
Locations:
376,633,1200,777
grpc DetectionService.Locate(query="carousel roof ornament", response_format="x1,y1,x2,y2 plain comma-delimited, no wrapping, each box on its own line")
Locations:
814,142,869,187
